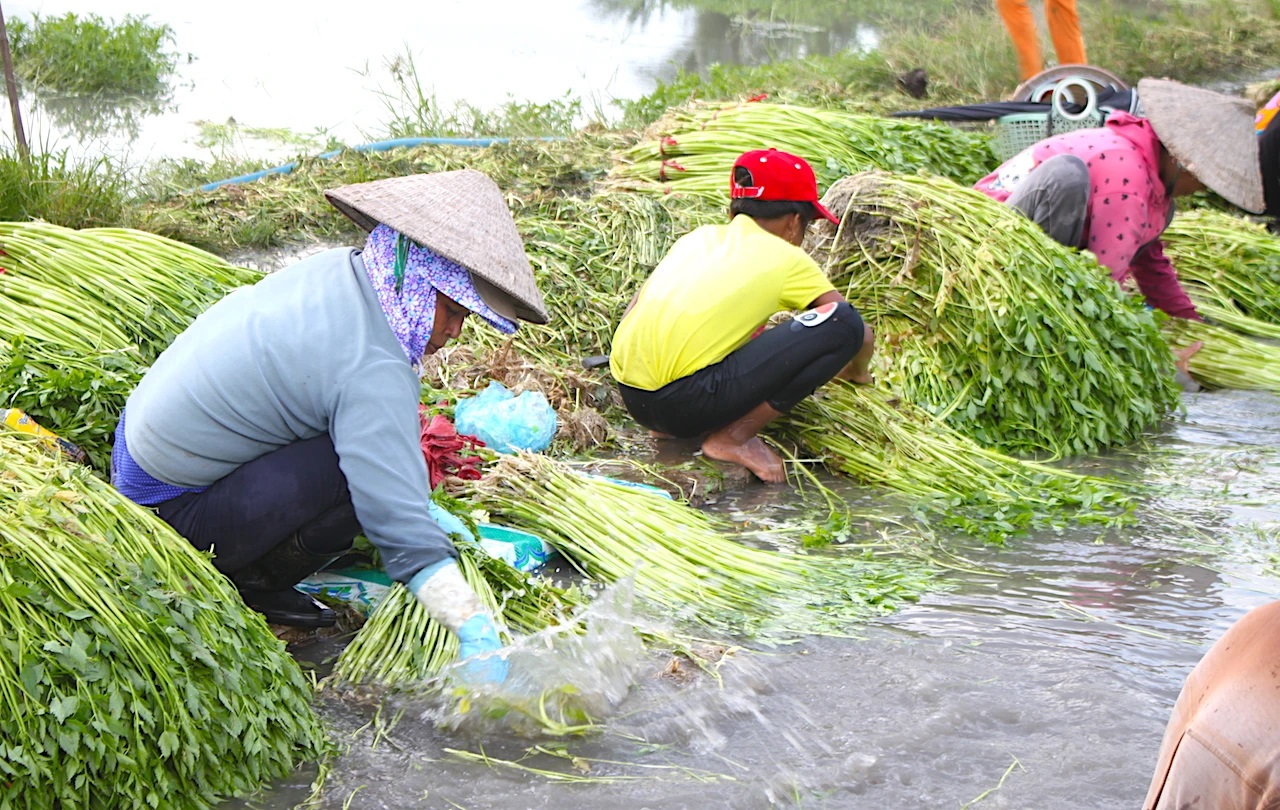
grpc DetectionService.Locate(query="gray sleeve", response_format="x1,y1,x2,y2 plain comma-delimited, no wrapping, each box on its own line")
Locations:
329,361,456,583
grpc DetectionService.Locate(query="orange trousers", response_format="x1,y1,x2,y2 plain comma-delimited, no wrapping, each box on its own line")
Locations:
1143,601,1280,809
995,0,1087,80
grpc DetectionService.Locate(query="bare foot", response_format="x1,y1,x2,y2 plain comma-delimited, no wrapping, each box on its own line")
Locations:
649,429,675,439
701,436,786,483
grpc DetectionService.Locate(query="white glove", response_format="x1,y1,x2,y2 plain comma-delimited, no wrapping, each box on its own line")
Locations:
409,559,508,683
409,559,484,634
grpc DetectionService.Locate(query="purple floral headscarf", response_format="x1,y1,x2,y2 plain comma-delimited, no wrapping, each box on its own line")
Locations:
362,224,516,368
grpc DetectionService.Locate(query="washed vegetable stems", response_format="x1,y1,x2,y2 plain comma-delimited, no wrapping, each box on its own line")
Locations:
1164,318,1280,393
1163,210,1280,334
466,454,930,638
472,454,807,629
809,171,1179,458
782,382,1135,540
0,433,328,810
328,538,583,688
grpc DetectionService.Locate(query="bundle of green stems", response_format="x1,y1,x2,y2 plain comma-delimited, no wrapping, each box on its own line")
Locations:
1163,210,1280,338
327,542,582,689
1164,318,1280,393
782,382,1135,539
0,433,329,809
808,171,1179,457
609,101,995,198
0,222,259,466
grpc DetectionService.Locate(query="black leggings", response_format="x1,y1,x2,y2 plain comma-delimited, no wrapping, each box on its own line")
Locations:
618,301,864,438
154,435,360,575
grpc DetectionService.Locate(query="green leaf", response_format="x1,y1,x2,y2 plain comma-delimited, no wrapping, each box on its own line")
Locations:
50,695,79,722
157,730,179,759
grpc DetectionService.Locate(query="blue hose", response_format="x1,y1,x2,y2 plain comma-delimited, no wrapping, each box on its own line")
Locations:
197,136,564,192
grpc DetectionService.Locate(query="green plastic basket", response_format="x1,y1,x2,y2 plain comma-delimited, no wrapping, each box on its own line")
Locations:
993,113,1049,161
993,109,1106,162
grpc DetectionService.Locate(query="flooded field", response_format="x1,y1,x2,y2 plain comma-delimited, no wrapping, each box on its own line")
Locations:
231,389,1279,809
3,3,1277,808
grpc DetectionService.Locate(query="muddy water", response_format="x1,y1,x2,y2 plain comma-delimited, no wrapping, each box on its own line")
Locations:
228,389,1279,809
0,0,871,162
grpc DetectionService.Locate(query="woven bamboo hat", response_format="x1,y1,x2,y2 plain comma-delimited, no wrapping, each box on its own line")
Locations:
325,170,549,324
1138,78,1266,214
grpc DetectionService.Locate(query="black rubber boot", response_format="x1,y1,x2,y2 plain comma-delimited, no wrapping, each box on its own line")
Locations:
232,533,345,628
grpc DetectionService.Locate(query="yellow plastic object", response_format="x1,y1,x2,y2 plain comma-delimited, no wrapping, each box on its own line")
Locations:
0,408,89,464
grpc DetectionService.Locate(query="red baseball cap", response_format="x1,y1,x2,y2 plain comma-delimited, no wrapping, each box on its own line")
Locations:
730,148,839,224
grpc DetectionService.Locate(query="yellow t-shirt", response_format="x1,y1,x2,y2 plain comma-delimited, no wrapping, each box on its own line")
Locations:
610,215,836,391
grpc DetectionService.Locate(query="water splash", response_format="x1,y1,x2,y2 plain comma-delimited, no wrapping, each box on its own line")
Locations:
422,579,650,737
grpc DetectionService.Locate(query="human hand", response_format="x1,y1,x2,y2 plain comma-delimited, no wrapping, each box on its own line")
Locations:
455,613,509,684
1172,340,1203,375
410,561,510,684
426,499,475,542
1172,340,1203,392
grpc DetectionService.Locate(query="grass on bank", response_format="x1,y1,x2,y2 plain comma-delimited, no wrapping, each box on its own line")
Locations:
6,0,1280,252
131,133,625,251
874,0,1280,103
7,12,179,96
0,149,132,230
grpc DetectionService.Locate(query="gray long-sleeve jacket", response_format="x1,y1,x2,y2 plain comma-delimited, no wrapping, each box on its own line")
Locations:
124,247,453,582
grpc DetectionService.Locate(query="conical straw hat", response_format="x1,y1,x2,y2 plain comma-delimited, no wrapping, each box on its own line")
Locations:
1138,78,1265,214
325,170,549,323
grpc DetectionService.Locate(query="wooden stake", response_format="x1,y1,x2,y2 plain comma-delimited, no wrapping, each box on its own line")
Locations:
0,2,28,158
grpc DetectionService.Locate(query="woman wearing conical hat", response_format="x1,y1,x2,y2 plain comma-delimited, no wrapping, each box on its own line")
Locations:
111,170,545,681
975,78,1267,324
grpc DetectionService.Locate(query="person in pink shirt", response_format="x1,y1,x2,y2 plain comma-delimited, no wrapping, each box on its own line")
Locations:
976,78,1266,321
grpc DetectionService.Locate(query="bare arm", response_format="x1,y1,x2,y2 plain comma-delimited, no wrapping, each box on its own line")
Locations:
807,290,876,385
622,291,641,318
810,290,845,308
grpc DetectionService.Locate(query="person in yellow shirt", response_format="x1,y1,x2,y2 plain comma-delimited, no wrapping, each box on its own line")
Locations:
610,149,875,483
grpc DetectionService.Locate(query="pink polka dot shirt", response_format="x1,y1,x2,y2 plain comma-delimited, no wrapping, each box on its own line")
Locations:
976,111,1199,320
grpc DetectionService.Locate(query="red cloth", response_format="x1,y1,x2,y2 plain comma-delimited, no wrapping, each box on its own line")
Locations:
418,407,485,490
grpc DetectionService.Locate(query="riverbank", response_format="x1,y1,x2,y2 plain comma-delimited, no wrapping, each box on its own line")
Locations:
5,0,1280,252
3,4,1280,806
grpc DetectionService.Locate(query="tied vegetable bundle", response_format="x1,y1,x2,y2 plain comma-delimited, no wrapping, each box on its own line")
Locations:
1162,210,1280,339
0,433,329,810
1163,318,1280,394
505,192,720,365
468,453,932,638
327,538,581,689
0,222,260,466
781,383,1134,541
809,171,1180,457
608,101,995,199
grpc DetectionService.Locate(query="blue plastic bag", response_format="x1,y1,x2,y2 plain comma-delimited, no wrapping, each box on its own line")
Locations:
454,381,557,454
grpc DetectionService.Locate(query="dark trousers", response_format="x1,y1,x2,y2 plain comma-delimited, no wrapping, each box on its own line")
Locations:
155,435,360,575
1005,153,1091,248
619,301,864,438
